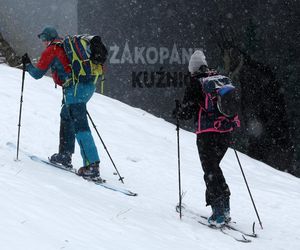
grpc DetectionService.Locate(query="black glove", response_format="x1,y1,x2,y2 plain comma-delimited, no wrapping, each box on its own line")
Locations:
22,53,31,65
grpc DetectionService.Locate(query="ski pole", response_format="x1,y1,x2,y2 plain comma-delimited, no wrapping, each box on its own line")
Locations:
175,100,182,219
234,149,263,229
86,111,124,183
16,63,26,160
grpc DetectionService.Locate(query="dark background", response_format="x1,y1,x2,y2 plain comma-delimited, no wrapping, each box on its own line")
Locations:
78,0,299,176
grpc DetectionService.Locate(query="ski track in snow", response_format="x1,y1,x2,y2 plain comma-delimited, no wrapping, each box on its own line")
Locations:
0,64,300,250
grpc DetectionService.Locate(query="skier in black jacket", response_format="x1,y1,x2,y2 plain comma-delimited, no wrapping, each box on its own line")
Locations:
174,50,240,227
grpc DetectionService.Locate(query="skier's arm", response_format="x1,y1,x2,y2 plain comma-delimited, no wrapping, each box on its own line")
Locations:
26,47,54,79
26,64,46,79
179,81,202,120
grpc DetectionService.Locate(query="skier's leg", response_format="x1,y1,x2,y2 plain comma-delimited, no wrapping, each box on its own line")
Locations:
64,82,100,177
214,133,231,199
197,133,230,206
215,133,233,221
197,132,233,226
59,104,75,155
68,102,99,166
49,104,74,168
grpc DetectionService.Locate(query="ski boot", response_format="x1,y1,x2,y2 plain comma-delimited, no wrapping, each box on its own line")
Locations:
49,152,73,169
77,162,100,179
208,199,225,228
224,196,231,223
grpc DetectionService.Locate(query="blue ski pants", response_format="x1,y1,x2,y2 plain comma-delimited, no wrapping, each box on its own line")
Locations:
60,82,99,166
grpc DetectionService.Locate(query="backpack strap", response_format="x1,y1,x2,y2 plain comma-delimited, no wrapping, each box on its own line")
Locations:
48,39,63,48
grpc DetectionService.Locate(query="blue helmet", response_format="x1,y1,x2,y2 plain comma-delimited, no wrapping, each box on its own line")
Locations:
38,26,59,41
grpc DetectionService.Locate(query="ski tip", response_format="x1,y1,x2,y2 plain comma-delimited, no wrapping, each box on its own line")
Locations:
252,221,259,236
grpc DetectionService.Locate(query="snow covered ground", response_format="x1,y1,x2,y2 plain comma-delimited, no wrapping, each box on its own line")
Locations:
0,64,299,250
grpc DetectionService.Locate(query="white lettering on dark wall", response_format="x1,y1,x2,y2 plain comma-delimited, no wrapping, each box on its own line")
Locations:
109,42,201,65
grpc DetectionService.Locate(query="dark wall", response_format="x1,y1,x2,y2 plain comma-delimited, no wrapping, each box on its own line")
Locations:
78,0,300,175
78,0,207,118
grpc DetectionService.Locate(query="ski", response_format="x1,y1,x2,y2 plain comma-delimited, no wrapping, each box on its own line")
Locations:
199,215,257,238
32,155,77,173
7,142,138,197
198,217,251,243
176,204,257,238
176,204,256,243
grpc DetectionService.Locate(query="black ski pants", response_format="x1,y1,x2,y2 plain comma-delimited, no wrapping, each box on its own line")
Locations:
196,132,231,206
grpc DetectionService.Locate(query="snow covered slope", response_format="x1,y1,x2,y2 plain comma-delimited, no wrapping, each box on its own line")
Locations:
0,64,299,250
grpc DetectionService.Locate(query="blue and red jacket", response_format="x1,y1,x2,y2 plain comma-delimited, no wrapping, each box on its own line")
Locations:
179,70,240,133
26,39,71,86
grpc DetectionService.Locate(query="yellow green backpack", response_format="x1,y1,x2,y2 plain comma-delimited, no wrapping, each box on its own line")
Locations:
63,35,108,93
